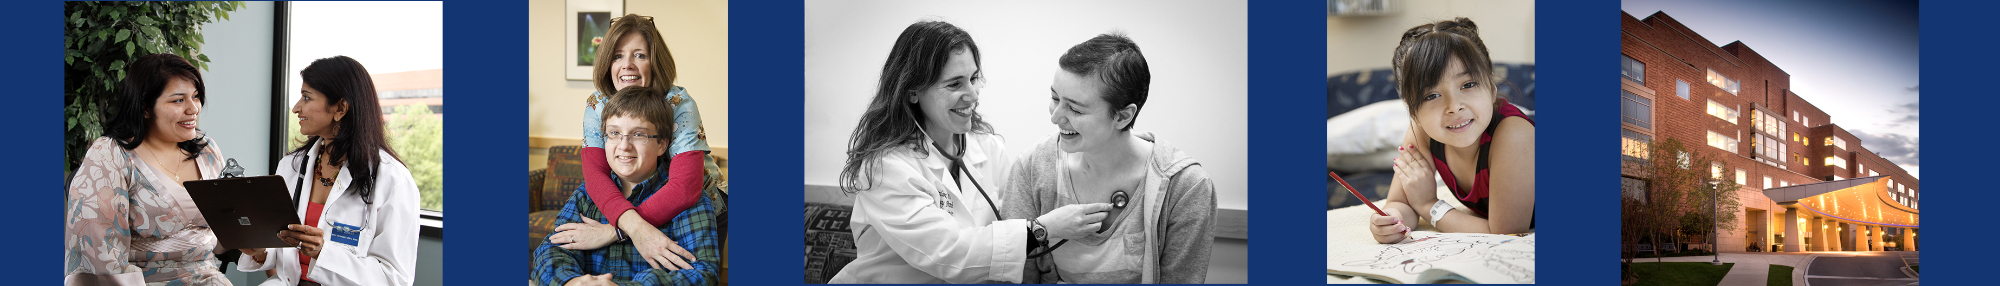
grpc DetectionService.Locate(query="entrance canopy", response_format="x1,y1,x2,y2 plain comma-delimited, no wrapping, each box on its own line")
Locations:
1763,176,1917,227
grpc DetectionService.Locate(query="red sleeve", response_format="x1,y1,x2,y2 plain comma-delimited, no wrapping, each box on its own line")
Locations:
630,151,706,226
581,147,640,226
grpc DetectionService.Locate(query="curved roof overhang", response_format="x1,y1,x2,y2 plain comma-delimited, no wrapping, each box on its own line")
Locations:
1762,176,1917,228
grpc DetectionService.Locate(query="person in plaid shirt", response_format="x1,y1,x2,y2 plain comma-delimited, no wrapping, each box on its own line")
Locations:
534,86,721,286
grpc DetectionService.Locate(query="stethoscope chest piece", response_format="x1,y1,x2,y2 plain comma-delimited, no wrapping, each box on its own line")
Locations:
1110,191,1129,209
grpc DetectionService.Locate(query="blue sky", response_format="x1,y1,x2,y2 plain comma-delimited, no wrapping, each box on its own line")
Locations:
1624,0,1919,178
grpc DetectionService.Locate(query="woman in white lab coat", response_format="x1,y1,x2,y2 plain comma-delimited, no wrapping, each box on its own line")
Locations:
830,20,1109,284
237,56,421,286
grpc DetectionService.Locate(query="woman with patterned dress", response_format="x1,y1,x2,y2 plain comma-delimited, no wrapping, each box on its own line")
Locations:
65,53,233,285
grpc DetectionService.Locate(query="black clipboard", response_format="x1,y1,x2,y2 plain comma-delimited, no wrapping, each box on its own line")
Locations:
183,175,301,249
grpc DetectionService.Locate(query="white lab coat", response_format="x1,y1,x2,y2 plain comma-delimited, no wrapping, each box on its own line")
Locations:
238,141,421,286
830,132,1026,284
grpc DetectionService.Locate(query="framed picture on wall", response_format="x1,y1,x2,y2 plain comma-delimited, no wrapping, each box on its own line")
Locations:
565,0,623,80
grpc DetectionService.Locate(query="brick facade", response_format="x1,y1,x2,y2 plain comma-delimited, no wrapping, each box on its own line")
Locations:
1620,11,1918,252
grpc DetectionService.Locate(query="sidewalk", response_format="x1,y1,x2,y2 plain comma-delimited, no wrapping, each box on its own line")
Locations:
1627,252,1816,286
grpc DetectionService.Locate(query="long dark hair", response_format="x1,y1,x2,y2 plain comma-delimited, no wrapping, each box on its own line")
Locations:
839,20,992,193
105,53,209,159
1391,17,1501,116
291,56,402,203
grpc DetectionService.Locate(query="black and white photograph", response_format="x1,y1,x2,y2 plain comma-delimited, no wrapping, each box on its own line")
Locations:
801,0,1249,284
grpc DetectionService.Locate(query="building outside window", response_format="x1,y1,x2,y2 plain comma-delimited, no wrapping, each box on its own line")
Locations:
1622,90,1651,129
1707,68,1741,94
1622,54,1646,82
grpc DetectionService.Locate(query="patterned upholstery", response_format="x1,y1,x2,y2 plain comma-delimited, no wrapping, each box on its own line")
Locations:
540,145,584,212
803,202,856,284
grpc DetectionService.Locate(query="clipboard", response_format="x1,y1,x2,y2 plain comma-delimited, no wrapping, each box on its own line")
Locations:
183,175,301,249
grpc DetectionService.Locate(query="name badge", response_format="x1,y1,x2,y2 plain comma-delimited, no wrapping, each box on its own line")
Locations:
330,222,363,247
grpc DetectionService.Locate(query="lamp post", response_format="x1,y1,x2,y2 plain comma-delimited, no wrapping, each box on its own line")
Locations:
1710,179,1722,265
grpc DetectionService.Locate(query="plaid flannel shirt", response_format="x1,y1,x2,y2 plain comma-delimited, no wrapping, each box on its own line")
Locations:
533,170,721,286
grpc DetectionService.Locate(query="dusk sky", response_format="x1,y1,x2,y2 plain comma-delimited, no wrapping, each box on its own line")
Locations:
1624,0,1920,179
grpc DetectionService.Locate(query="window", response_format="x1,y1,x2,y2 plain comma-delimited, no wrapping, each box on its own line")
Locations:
1834,175,1844,181
1621,90,1652,129
1753,134,1783,163
1826,136,1846,150
1736,169,1747,185
1707,130,1739,153
1622,54,1646,82
1707,68,1741,94
1676,79,1690,100
284,2,445,212
1825,156,1846,168
1622,177,1648,202
1753,110,1785,136
1764,176,1772,189
1779,180,1787,187
1711,163,1724,179
1706,100,1739,124
1622,129,1651,161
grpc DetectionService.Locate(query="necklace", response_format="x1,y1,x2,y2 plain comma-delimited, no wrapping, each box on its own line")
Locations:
314,149,341,187
143,145,188,182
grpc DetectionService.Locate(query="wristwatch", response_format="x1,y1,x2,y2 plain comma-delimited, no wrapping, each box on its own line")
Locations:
1028,218,1049,247
1429,199,1454,225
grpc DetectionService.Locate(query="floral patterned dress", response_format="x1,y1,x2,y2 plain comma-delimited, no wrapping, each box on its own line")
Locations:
65,137,229,286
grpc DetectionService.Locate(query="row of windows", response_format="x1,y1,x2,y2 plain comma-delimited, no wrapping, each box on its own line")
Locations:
1621,90,1651,129
1826,136,1847,150
1825,156,1846,168
1706,100,1739,124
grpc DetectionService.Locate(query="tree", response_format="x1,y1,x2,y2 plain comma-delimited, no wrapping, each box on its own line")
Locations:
386,105,443,211
65,1,243,176
1621,138,1743,282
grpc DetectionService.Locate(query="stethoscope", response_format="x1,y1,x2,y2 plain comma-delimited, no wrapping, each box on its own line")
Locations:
929,133,1129,260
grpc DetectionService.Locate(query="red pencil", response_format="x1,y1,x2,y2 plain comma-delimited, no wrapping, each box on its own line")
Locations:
1331,172,1388,216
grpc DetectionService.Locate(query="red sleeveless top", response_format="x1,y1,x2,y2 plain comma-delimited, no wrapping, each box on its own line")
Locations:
1427,98,1533,218
300,202,325,282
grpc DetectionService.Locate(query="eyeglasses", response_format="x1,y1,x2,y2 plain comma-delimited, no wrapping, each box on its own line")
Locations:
611,15,653,23
603,131,663,146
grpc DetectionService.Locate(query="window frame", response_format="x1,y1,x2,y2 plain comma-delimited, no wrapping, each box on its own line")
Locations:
1621,90,1653,130
1622,54,1646,83
271,2,443,238
1706,68,1741,95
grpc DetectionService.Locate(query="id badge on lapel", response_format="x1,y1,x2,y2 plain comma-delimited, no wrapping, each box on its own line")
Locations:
330,222,364,247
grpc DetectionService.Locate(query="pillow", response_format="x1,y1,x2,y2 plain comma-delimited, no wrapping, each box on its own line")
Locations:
1327,100,1410,156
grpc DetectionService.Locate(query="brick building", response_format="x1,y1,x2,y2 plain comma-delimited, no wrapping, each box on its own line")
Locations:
1619,11,1918,253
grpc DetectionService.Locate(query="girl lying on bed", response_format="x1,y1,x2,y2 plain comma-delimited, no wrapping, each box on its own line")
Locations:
1368,17,1535,244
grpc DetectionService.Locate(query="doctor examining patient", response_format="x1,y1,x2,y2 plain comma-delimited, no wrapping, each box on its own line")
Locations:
830,20,1217,284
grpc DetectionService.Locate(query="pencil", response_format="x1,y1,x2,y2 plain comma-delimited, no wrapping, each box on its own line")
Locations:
1330,172,1387,216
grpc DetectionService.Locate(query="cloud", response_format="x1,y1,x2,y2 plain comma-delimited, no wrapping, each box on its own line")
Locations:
1885,101,1918,128
1849,130,1919,168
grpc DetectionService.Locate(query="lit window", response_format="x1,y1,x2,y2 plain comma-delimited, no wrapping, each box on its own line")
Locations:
1707,130,1739,154
1707,100,1739,124
1622,54,1646,82
1764,176,1771,189
1676,79,1690,100
1736,169,1747,185
1826,136,1846,150
1712,163,1724,179
1835,175,1844,181
1622,129,1650,161
1707,68,1741,94
1780,180,1787,187
1621,90,1652,129
1753,110,1785,136
1825,156,1846,168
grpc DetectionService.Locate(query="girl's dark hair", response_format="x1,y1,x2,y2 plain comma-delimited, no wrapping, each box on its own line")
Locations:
105,53,209,160
291,56,402,203
589,13,677,104
839,20,992,193
1391,17,1500,115
1058,33,1150,131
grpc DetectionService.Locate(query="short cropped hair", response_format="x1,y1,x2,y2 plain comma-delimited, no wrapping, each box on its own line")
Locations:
1058,33,1150,131
601,86,676,146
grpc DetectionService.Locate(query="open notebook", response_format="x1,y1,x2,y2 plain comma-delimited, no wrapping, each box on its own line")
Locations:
1326,231,1535,284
